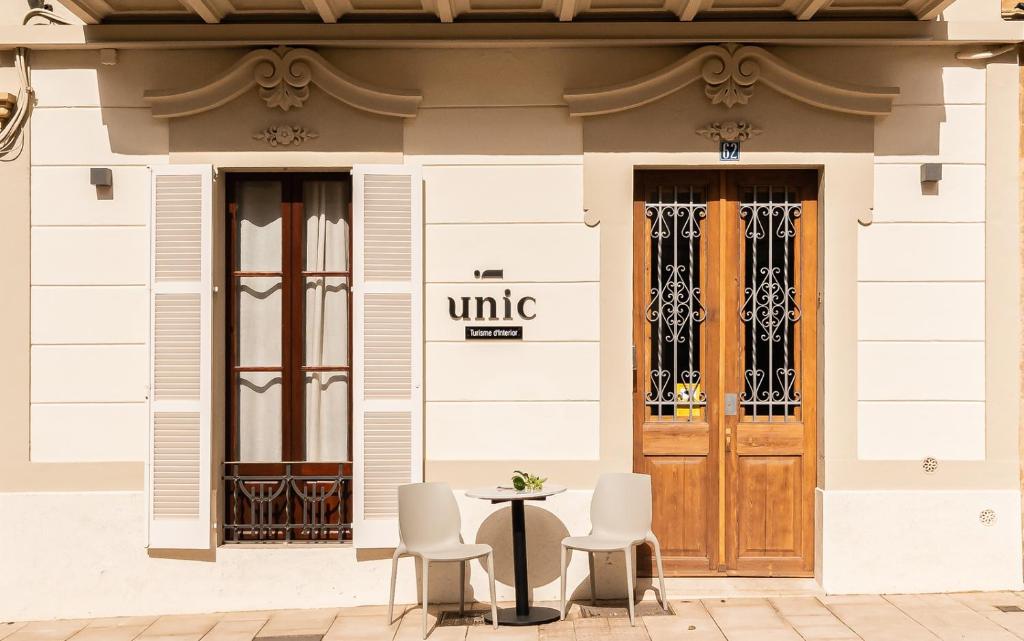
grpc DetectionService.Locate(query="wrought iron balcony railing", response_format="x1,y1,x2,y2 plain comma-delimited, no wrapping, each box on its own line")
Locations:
222,462,352,543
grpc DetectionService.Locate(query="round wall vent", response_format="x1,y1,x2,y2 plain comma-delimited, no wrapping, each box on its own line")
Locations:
922,457,938,474
980,509,997,526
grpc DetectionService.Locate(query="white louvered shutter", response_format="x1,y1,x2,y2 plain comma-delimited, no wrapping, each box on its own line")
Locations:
147,165,213,550
352,165,424,548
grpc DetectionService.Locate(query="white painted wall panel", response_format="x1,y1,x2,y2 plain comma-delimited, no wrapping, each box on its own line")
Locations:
872,164,984,223
0,490,605,620
820,489,1023,594
30,403,147,462
32,166,149,226
857,401,986,460
858,341,984,401
31,345,147,403
426,283,598,342
426,223,599,283
426,342,599,401
31,286,148,344
857,223,984,282
874,105,985,164
424,164,583,223
31,227,148,285
31,108,168,166
857,282,984,341
426,401,599,461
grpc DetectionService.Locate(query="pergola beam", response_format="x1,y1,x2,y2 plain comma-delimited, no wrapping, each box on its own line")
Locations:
179,0,227,23
424,0,456,22
665,0,714,21
909,0,958,19
301,0,341,22
56,0,110,24
558,0,578,21
792,0,831,20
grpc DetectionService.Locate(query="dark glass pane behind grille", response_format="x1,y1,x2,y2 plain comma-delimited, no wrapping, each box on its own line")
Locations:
645,185,706,420
739,185,802,420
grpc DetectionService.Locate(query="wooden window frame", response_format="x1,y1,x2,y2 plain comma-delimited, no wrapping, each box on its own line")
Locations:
224,172,354,465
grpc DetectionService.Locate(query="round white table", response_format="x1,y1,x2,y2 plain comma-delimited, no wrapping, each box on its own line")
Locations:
466,484,567,626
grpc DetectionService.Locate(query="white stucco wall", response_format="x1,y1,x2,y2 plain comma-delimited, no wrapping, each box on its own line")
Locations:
2,43,1022,620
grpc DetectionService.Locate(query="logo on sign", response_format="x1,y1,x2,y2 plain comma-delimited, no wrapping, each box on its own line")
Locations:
447,289,536,322
448,270,535,340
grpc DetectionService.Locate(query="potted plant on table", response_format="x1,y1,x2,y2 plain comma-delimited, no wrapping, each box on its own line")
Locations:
511,470,546,492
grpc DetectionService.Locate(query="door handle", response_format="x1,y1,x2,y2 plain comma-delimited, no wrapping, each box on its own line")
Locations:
725,426,733,453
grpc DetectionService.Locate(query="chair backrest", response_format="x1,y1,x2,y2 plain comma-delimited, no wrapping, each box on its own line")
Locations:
590,473,653,541
397,482,462,551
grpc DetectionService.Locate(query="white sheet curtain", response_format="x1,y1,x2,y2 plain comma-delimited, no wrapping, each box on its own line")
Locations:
236,178,351,463
237,180,283,463
303,180,351,462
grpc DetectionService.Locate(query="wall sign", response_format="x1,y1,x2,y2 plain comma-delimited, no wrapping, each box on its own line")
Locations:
720,141,740,161
465,326,523,340
448,270,536,340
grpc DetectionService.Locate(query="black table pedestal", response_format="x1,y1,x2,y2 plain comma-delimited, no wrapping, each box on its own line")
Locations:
483,498,561,626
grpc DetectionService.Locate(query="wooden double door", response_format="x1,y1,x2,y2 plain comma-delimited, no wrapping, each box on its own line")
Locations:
633,170,818,577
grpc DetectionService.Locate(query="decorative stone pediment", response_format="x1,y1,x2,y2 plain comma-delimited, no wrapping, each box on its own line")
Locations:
564,44,900,117
143,46,422,119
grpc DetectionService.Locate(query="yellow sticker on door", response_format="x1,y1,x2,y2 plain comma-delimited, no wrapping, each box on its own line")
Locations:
675,383,704,418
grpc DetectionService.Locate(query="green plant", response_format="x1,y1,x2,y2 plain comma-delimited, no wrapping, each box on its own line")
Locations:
511,470,546,492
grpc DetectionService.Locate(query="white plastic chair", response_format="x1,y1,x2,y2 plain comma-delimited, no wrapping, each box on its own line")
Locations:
387,482,498,639
558,472,668,625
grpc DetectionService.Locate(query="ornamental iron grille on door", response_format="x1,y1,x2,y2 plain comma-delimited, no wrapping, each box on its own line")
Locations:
645,185,708,421
633,170,817,578
739,185,803,421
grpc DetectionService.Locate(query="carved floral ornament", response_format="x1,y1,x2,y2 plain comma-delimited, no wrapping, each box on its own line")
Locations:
143,46,422,119
253,125,319,147
564,44,900,117
697,120,761,142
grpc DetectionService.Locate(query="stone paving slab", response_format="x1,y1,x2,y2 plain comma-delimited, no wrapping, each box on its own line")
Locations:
8,595,1024,641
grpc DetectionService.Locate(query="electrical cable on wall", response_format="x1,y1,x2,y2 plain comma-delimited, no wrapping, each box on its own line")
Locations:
0,47,32,159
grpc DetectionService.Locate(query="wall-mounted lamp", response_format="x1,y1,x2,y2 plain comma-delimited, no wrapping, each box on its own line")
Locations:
99,49,118,66
920,163,942,184
90,167,113,187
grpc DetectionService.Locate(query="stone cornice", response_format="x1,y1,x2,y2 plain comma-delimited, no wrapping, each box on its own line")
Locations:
564,43,900,117
2,22,1023,51
143,45,422,119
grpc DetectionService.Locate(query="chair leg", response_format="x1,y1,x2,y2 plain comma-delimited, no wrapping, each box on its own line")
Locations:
559,545,569,620
651,537,668,611
486,552,498,630
623,547,635,627
387,550,400,625
459,561,466,616
421,559,430,640
588,552,597,606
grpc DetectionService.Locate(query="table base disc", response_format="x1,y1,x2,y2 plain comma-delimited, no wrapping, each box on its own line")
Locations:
484,606,562,626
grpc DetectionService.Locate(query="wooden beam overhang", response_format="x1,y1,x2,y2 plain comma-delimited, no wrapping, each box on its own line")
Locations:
179,0,227,23
2,20,1023,50
300,0,341,23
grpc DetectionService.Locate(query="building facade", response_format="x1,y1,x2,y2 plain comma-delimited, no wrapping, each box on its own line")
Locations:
1,0,1023,621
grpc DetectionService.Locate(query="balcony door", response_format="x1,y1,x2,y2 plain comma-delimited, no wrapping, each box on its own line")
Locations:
632,170,818,576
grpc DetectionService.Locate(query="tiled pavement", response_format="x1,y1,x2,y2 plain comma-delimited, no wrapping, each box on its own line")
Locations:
8,593,1024,641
